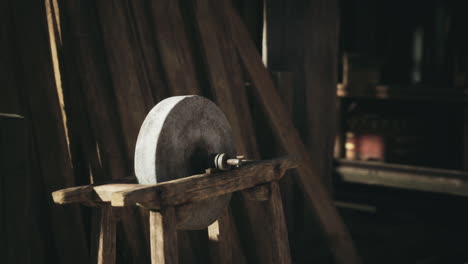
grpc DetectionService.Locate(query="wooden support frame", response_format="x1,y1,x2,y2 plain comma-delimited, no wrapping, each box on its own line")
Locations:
52,158,296,264
150,208,178,264
215,1,362,263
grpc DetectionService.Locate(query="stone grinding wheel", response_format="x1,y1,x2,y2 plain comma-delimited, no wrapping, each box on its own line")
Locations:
135,95,235,230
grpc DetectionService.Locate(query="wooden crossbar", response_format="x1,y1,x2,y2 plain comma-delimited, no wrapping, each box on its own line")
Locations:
52,158,296,264
52,158,295,209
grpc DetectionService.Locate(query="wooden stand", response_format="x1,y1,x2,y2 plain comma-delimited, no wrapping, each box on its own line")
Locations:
52,158,296,264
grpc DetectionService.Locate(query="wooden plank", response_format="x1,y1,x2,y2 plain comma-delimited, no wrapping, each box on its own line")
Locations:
11,1,90,262
193,0,259,158
211,207,247,264
112,158,295,208
218,1,362,263
96,0,154,165
150,208,179,264
97,207,116,264
52,177,136,205
302,0,340,191
59,4,150,260
46,0,103,185
208,207,245,264
336,159,468,197
52,185,96,205
149,0,201,96
127,1,169,103
194,2,269,262
266,181,291,264
242,184,270,201
59,0,129,181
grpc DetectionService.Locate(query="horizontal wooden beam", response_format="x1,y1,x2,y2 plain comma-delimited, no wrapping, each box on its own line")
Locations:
335,159,468,196
112,158,295,209
52,177,136,205
52,185,96,205
52,158,295,209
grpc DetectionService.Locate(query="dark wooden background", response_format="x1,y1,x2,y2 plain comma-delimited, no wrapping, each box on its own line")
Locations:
0,0,341,263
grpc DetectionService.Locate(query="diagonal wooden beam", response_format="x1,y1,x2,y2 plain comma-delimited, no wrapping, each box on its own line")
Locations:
218,1,361,263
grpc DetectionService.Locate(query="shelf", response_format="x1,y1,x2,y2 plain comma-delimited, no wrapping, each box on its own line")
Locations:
337,84,468,103
334,159,468,197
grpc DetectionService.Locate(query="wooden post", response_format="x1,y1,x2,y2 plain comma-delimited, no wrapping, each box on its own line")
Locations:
93,207,116,264
150,208,179,264
266,181,292,264
208,206,247,264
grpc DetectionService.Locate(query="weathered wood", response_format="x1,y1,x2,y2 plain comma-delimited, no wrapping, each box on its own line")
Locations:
11,0,89,262
47,0,103,185
218,1,362,263
112,158,295,208
150,208,179,264
193,0,259,158
336,159,468,197
302,0,339,191
149,0,201,95
208,208,238,264
271,71,299,246
58,4,150,261
266,181,291,264
127,1,169,103
195,2,272,262
94,184,140,203
96,0,153,164
59,0,129,181
52,177,136,205
242,184,270,201
97,207,116,264
215,207,247,264
52,185,96,205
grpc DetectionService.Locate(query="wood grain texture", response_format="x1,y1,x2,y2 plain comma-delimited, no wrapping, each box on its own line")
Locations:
266,181,291,264
242,184,270,201
11,1,89,262
97,207,116,264
127,1,169,103
59,3,150,261
149,0,201,95
195,2,271,262
52,177,136,205
59,0,129,181
96,0,153,165
112,158,295,208
52,185,96,205
208,207,246,264
218,1,362,263
336,159,468,197
302,0,339,191
193,0,259,158
150,208,179,264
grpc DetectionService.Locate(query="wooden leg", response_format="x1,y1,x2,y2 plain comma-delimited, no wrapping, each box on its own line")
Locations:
97,206,116,264
266,181,292,264
208,207,233,264
150,207,178,264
